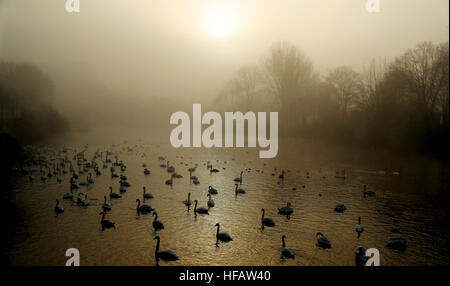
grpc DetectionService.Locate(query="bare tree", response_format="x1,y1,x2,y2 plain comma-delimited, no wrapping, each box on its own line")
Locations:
260,41,314,131
394,42,449,125
326,66,364,115
228,65,261,111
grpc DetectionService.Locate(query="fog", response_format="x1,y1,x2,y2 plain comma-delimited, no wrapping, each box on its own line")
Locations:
0,0,449,143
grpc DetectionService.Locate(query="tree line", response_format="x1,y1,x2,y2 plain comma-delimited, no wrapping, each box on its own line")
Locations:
0,61,68,143
214,41,449,156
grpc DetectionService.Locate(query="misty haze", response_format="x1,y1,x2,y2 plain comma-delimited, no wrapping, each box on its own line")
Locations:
0,0,448,266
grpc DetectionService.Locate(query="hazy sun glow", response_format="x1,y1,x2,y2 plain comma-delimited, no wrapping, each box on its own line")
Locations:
207,11,234,38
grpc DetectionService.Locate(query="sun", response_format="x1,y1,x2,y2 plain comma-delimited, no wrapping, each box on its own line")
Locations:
207,11,233,38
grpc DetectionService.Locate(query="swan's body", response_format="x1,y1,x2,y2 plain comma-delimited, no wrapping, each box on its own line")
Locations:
63,185,74,199
334,204,347,213
234,184,246,194
234,171,243,183
386,237,408,251
363,185,376,197
316,232,331,248
281,235,295,258
355,246,369,266
278,203,294,215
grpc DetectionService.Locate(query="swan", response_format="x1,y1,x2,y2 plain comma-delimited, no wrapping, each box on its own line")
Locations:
194,200,209,214
165,174,175,185
102,196,112,211
334,204,347,213
192,178,200,185
278,203,294,215
234,171,243,183
88,173,95,184
154,235,178,264
167,163,175,173
363,185,376,197
279,170,285,179
78,177,88,186
55,199,64,214
56,171,62,183
120,180,131,187
261,208,275,228
183,193,192,206
120,185,127,193
209,165,220,173
386,237,408,251
63,185,74,199
355,246,369,266
215,223,232,243
208,186,218,195
99,211,115,229
152,212,165,230
281,235,295,258
335,170,347,179
77,192,84,203
356,216,364,234
235,184,246,194
109,186,122,198
316,232,331,248
144,168,151,175
207,194,215,207
81,194,89,206
136,198,153,214
143,186,153,199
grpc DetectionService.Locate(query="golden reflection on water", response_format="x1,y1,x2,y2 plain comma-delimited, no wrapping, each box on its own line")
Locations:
7,132,449,266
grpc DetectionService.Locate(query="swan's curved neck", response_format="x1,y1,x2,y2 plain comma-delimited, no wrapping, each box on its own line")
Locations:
282,237,286,248
137,200,141,208
216,224,220,236
153,213,158,221
261,210,265,220
101,213,105,222
155,237,160,255
194,201,198,211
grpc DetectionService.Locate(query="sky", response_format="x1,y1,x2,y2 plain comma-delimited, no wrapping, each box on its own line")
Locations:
0,0,448,101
